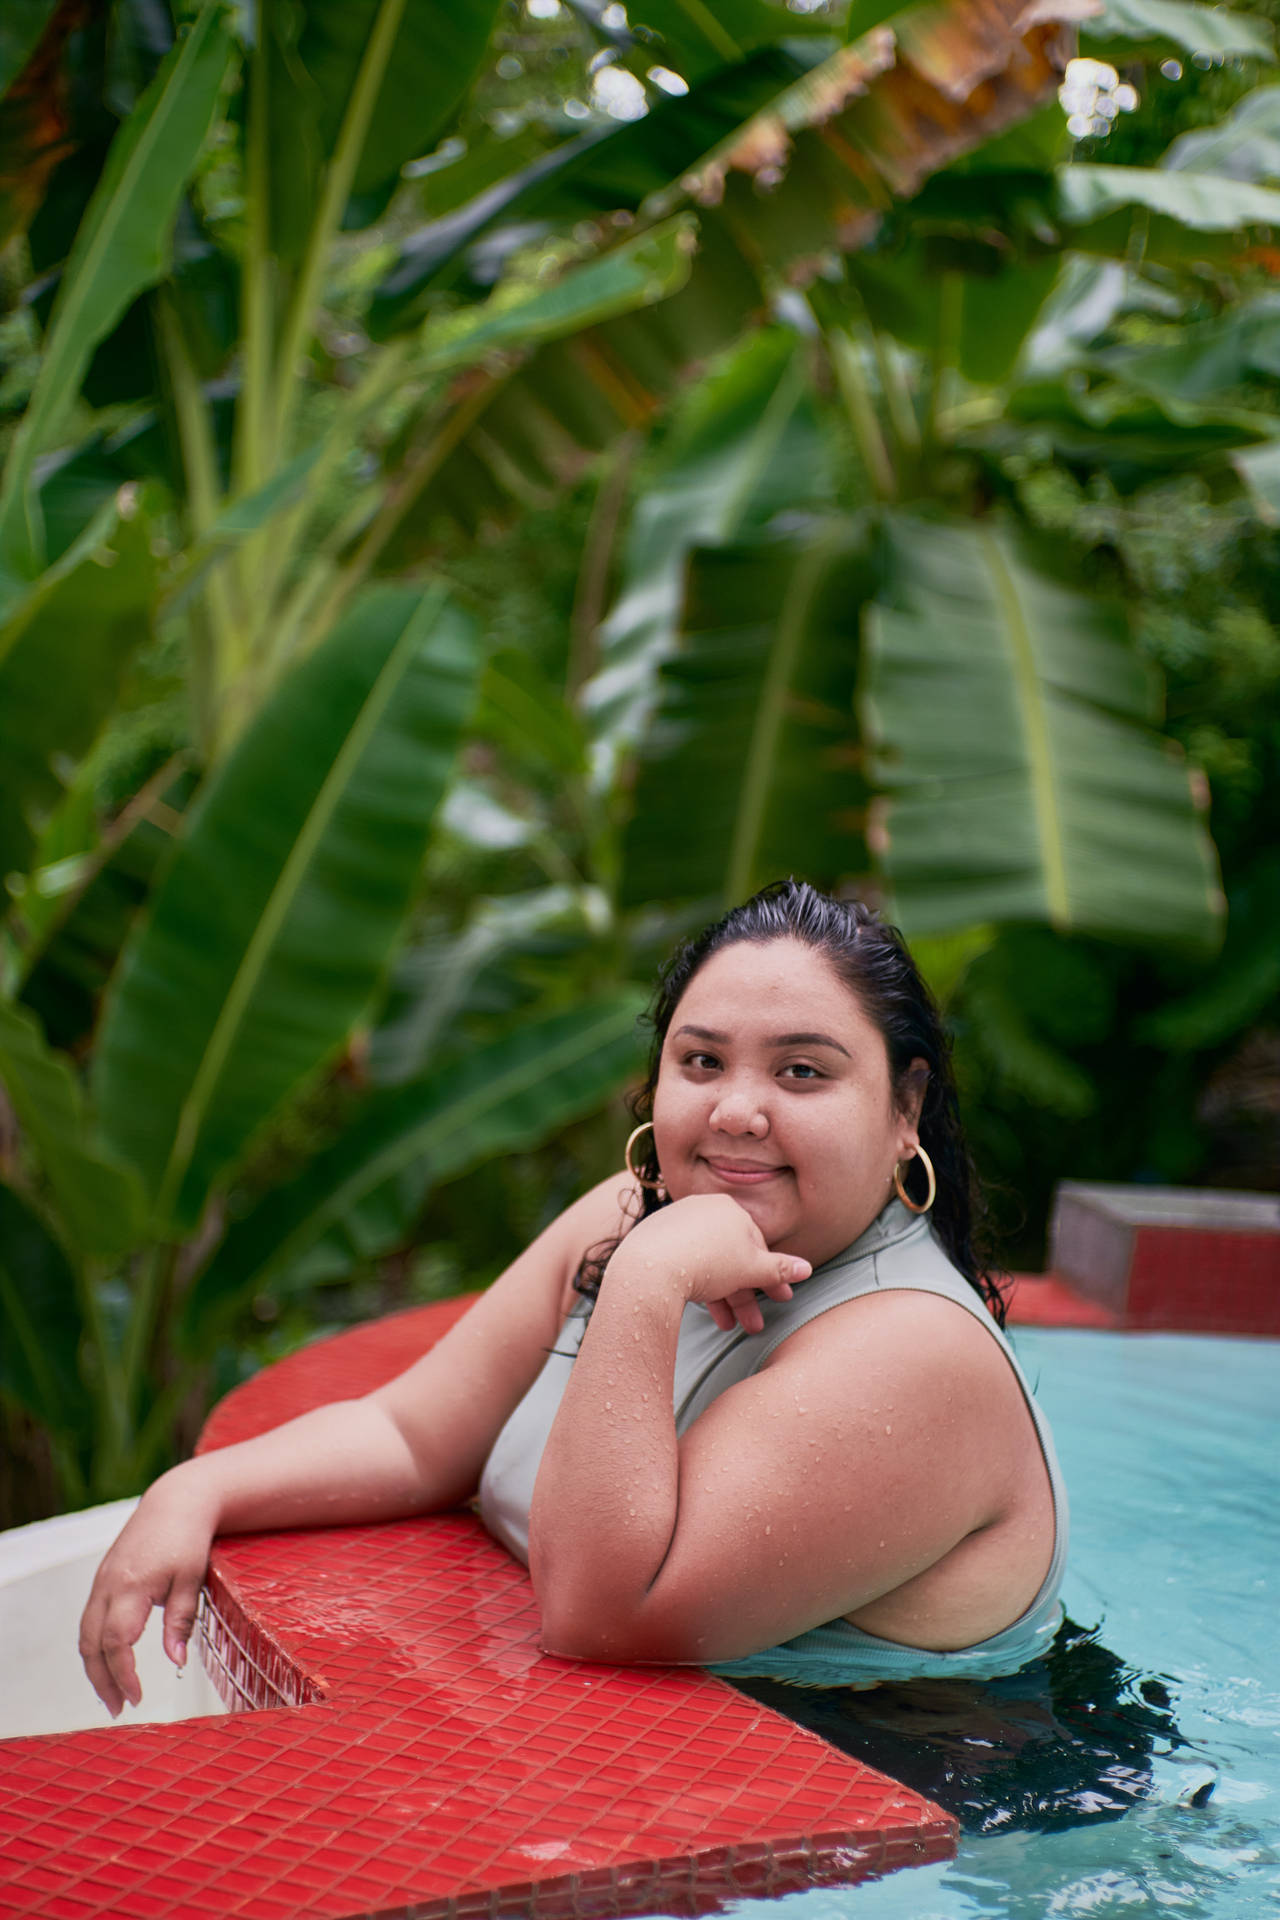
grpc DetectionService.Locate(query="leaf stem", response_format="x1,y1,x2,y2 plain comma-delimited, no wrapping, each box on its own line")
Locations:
725,532,840,903
155,292,238,757
320,375,502,629
271,0,409,463
828,328,896,500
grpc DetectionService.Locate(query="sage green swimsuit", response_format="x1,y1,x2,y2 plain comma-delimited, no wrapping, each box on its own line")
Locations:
477,1199,1068,1686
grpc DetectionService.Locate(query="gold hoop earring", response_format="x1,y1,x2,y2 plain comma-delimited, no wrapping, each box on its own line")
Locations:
625,1122,667,1196
893,1143,936,1215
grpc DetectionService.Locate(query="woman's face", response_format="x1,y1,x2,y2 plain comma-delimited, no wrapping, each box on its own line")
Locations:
651,937,925,1270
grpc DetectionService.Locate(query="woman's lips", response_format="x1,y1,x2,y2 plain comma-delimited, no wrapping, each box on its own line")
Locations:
701,1157,787,1186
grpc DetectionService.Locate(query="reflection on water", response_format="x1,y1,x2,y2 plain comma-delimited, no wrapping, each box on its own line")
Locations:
732,1619,1192,1836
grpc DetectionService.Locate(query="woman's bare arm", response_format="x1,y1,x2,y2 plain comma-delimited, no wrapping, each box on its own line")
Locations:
80,1174,636,1715
530,1198,1034,1665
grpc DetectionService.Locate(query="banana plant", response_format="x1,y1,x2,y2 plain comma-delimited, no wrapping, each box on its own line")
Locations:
1,0,1272,1515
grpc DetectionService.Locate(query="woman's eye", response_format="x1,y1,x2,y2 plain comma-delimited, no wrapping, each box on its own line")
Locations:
783,1062,822,1081
686,1051,720,1071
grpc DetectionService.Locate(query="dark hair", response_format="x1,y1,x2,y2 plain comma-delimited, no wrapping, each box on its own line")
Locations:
580,879,1004,1322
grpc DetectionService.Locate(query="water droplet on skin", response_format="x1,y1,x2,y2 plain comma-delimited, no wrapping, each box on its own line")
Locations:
885,1424,892,1434
765,1525,772,1535
605,1401,612,1410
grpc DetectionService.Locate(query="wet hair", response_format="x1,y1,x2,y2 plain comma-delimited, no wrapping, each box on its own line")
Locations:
579,879,1004,1322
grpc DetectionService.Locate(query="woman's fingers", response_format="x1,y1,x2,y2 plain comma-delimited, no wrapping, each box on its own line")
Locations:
162,1575,203,1669
84,1591,151,1715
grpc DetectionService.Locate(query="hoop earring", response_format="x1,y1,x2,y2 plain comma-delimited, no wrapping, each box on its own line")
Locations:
893,1144,936,1215
625,1122,667,1197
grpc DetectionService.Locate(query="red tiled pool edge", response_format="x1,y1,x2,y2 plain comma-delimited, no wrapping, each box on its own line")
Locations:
0,1296,957,1920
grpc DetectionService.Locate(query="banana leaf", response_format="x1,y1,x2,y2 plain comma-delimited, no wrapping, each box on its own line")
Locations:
0,1182,88,1447
261,0,504,265
0,999,144,1259
1083,0,1274,58
94,585,481,1230
420,216,696,374
1092,295,1280,403
0,2,231,582
1162,84,1280,184
582,328,828,778
0,496,157,881
1059,163,1280,231
1140,854,1280,1051
368,886,593,1087
862,515,1224,946
1233,440,1280,522
621,527,873,910
379,0,1073,530
182,993,646,1340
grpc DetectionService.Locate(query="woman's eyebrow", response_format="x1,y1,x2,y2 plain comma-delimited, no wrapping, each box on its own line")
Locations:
672,1023,852,1058
772,1030,852,1057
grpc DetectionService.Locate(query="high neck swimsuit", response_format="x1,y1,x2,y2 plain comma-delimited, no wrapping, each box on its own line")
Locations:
477,1198,1068,1686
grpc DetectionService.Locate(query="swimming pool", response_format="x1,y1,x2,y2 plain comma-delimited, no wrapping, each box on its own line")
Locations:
701,1330,1280,1920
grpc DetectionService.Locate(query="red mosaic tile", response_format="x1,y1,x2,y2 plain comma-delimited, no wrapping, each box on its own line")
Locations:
0,1299,956,1920
1005,1273,1121,1329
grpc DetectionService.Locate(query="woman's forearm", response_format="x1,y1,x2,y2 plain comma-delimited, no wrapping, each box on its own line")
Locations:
528,1267,687,1658
164,1395,452,1538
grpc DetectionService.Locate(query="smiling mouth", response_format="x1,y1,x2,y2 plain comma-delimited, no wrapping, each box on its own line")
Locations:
702,1157,788,1185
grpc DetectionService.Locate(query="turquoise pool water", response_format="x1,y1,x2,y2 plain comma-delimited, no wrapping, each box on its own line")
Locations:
716,1330,1280,1919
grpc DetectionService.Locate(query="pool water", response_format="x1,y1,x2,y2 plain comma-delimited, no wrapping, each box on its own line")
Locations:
698,1331,1279,1919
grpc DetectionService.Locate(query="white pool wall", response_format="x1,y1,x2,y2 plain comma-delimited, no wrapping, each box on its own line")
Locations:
0,1497,226,1739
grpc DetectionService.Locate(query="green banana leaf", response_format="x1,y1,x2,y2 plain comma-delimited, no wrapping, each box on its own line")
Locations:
1092,295,1280,403
1058,163,1280,232
0,1182,88,1447
182,993,646,1340
0,497,156,882
621,527,873,911
262,0,503,265
1083,0,1274,58
0,1,58,97
376,0,1072,533
862,515,1224,946
368,886,593,1087
369,51,813,330
627,0,826,81
0,999,144,1259
1163,84,1280,184
18,767,195,1055
1233,440,1280,522
94,585,481,1230
0,3,231,582
420,216,697,373
1139,854,1280,1051
479,654,590,785
582,329,826,777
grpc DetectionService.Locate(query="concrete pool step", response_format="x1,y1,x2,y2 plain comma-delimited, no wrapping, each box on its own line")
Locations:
0,1299,956,1920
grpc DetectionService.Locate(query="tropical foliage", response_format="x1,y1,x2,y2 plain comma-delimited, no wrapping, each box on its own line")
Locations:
0,0,1277,1520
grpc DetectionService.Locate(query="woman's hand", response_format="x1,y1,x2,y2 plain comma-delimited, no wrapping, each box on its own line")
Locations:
79,1468,219,1716
609,1193,811,1334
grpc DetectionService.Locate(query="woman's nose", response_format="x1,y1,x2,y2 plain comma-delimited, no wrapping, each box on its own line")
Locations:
709,1087,769,1135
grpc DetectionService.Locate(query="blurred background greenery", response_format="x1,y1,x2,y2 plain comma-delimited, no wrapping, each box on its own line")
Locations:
0,0,1276,1526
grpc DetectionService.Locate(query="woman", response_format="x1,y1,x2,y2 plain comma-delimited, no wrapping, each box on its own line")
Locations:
81,881,1066,1716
